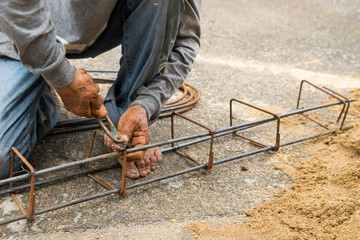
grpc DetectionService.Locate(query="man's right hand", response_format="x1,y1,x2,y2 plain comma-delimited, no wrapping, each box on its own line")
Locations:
55,68,107,118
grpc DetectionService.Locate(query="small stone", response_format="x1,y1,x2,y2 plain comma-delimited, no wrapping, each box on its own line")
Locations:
160,177,185,190
244,178,257,185
241,166,248,171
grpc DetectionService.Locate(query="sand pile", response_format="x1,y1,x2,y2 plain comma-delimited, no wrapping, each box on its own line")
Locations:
189,89,360,240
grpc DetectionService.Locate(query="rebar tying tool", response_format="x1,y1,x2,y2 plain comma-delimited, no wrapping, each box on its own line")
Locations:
93,115,128,151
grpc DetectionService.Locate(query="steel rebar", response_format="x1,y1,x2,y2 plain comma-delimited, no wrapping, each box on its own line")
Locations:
0,99,354,187
0,128,342,226
0,79,355,227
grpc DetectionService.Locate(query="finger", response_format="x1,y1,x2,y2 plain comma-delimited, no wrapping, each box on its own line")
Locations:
71,102,92,118
104,134,114,152
90,96,107,117
74,95,92,118
82,103,93,118
133,130,150,144
97,105,108,117
117,114,139,143
131,135,147,146
87,78,99,93
125,136,147,161
84,110,92,118
134,159,147,177
78,68,86,74
118,122,137,143
126,150,145,162
73,107,92,118
91,95,103,110
95,95,108,117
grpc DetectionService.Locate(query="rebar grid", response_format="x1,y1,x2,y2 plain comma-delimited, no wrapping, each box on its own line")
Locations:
0,81,354,226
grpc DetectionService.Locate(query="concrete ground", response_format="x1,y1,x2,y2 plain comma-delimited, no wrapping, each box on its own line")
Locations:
1,0,359,239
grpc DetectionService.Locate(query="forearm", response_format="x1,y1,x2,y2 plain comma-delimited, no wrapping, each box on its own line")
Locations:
0,0,75,88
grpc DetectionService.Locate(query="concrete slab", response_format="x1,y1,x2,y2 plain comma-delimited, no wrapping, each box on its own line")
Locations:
1,0,359,239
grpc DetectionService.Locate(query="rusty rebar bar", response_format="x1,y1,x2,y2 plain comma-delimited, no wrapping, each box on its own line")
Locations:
0,162,120,196
230,99,281,151
0,99,355,188
171,112,215,169
0,128,345,227
297,80,347,124
0,80,355,226
322,87,351,129
10,147,36,221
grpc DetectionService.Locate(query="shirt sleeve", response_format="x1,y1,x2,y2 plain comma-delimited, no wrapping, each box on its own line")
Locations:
130,0,201,122
0,0,75,88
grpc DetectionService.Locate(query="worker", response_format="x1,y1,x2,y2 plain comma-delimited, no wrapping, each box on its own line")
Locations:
0,0,201,179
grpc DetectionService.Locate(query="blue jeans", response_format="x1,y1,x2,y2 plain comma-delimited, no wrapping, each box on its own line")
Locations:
0,0,183,179
0,56,61,179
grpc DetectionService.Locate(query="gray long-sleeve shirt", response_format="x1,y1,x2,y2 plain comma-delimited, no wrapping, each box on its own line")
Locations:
0,0,201,120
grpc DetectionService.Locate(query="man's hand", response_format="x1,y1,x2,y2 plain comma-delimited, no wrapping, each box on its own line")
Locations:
104,105,163,178
55,68,107,118
104,105,149,161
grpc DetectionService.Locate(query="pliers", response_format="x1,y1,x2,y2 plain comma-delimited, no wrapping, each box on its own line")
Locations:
94,115,128,152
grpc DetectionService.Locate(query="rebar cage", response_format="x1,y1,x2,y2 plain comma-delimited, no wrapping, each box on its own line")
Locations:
0,80,354,226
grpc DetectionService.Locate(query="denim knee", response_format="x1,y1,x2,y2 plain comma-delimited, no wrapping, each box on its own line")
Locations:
0,57,58,179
